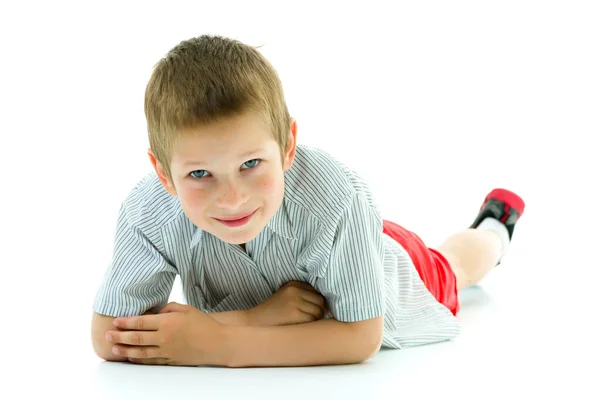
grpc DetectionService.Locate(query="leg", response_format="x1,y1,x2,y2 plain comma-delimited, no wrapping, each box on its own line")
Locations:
437,188,526,292
383,188,524,315
436,229,503,291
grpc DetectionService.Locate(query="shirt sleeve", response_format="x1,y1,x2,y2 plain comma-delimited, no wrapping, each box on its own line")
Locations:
92,196,177,317
315,192,385,322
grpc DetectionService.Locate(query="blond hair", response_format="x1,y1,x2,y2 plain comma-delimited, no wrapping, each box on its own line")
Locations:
144,35,291,182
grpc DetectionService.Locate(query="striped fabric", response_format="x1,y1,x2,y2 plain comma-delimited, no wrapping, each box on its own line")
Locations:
93,144,460,349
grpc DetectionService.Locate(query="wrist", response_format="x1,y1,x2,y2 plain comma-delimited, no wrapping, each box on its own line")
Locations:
246,307,270,327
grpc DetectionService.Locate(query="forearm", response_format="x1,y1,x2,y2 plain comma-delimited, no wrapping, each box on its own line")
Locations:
223,316,384,368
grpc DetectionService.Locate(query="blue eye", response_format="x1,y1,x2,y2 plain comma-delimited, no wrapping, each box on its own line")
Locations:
189,160,259,179
242,159,260,169
190,170,209,179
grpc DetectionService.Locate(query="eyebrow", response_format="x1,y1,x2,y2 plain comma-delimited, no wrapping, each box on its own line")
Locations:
182,148,264,167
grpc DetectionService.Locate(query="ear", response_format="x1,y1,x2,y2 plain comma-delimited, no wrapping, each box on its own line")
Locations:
147,148,177,195
282,118,298,171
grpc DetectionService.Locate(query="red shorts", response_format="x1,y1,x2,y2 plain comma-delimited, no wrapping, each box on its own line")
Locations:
383,220,460,315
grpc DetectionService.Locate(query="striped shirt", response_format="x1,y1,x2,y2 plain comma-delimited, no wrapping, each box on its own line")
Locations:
93,144,460,349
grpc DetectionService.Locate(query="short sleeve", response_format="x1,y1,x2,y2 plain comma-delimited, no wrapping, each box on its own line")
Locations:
92,198,177,317
315,193,385,322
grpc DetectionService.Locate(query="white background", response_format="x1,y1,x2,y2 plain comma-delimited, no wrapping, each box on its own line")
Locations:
1,1,599,399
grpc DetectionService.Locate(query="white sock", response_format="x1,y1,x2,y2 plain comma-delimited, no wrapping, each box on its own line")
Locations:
475,217,510,258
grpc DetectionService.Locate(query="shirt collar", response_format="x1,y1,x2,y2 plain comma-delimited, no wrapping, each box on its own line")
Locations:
189,226,204,249
265,196,295,240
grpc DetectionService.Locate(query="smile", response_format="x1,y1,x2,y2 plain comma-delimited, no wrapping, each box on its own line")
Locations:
214,209,257,227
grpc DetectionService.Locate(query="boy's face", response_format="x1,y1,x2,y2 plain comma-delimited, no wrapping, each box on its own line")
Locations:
149,111,297,246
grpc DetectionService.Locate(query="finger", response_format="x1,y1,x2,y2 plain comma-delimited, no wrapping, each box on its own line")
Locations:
299,301,325,320
112,314,162,330
283,281,317,292
106,330,160,346
128,357,169,365
300,291,326,312
297,282,319,292
158,302,187,314
111,344,162,359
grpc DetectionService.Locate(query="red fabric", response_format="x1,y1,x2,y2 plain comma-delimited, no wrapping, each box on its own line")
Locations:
382,220,460,315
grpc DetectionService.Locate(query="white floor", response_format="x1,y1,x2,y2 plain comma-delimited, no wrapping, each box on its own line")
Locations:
8,202,599,399
88,265,598,400
3,1,599,399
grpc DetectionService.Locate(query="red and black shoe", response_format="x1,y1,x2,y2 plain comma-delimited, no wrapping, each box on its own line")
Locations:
469,188,525,240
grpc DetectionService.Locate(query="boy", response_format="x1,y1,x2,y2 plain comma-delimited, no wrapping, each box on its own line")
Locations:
91,35,525,367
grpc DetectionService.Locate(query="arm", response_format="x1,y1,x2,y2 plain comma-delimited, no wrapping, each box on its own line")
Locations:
91,197,177,360
207,310,250,326
224,191,387,368
224,315,384,367
93,308,252,362
211,192,387,367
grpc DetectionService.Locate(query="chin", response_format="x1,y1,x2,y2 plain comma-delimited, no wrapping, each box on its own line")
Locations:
236,229,263,244
214,225,262,245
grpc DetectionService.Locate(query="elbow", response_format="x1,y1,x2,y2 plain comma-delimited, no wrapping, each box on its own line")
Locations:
91,312,128,362
92,331,125,362
92,339,124,362
352,316,384,363
363,339,383,362
360,332,383,362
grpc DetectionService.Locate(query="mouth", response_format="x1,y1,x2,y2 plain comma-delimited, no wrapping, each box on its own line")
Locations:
214,209,258,227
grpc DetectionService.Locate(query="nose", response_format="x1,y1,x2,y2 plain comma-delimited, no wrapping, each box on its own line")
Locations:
215,179,249,210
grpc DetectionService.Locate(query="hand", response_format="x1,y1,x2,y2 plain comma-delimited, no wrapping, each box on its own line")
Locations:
105,302,231,366
248,281,328,326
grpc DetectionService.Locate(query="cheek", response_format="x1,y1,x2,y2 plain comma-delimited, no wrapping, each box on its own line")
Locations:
178,185,210,211
255,171,283,196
